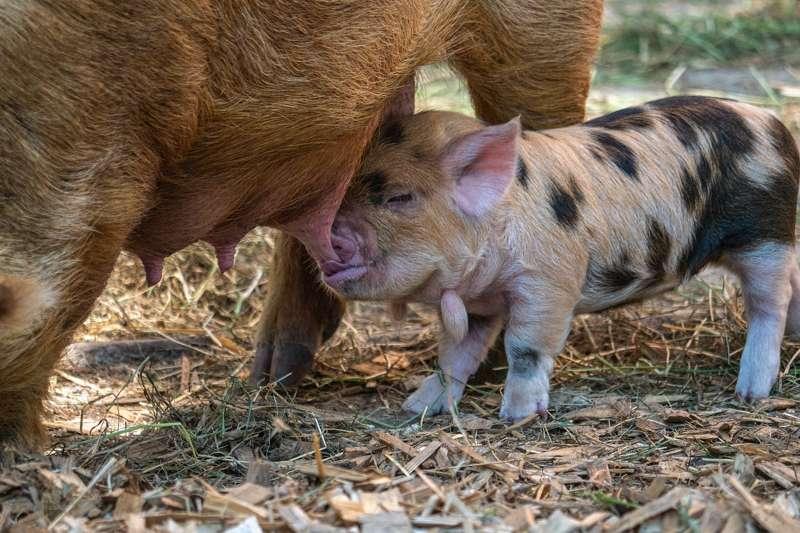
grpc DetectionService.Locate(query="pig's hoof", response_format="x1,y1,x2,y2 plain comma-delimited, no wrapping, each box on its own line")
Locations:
402,374,461,415
735,378,773,403
735,364,776,403
250,341,313,387
499,378,549,423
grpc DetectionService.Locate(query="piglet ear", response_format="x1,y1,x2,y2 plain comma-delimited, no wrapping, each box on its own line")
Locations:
441,117,521,218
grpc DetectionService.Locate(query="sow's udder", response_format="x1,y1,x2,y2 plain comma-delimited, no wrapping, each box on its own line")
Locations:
126,179,345,285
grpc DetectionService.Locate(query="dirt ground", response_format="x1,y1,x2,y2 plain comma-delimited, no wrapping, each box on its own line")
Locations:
2,1,800,532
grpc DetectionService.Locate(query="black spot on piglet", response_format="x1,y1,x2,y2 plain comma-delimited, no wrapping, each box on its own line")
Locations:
645,217,671,279
509,346,541,375
517,157,530,189
590,131,639,180
363,171,387,204
585,106,653,131
378,120,404,144
548,182,580,229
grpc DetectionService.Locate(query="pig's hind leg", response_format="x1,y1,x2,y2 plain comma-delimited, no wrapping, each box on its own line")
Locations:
784,258,800,338
724,242,795,401
403,315,502,416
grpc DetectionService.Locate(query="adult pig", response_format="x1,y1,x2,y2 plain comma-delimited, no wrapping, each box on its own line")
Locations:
0,0,602,447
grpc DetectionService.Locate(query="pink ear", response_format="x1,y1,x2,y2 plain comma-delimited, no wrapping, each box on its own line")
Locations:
442,117,521,218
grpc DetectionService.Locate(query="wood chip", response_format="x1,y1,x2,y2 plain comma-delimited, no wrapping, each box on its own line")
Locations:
587,461,612,487
203,488,269,519
439,432,517,478
113,491,144,519
756,461,799,489
723,474,800,533
226,483,273,506
755,398,796,411
607,487,690,532
294,462,369,482
277,504,313,532
662,408,692,423
403,440,441,474
327,488,403,523
373,432,418,457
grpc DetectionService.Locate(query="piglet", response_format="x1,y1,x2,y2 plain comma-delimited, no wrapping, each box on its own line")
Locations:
323,96,800,421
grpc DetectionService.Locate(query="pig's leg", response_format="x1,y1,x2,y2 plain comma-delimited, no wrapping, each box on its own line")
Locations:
723,243,795,401
453,0,602,130
403,315,502,415
251,233,345,386
253,78,416,386
785,259,800,338
0,194,146,448
500,285,577,422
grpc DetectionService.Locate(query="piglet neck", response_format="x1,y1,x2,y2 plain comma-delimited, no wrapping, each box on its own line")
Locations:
456,230,508,293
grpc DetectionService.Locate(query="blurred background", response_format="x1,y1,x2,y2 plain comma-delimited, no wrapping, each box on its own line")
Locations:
419,0,799,133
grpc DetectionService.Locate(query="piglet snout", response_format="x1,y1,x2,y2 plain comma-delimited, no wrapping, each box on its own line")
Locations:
331,233,356,263
321,259,350,277
320,218,369,286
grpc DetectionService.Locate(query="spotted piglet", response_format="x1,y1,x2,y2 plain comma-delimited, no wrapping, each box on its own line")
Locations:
322,96,800,421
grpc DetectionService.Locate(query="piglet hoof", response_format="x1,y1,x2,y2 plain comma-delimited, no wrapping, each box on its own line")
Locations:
402,374,461,416
734,368,776,403
499,378,549,423
734,383,773,404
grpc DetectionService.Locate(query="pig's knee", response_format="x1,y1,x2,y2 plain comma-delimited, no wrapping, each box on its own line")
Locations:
0,274,55,335
0,385,49,449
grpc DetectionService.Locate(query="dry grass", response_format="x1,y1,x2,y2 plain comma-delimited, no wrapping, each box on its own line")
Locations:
3,231,800,532
3,3,800,531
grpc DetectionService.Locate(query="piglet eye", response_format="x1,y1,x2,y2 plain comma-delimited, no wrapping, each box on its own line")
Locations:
386,193,415,206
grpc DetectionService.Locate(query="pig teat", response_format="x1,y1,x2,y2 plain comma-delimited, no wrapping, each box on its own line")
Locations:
139,255,165,286
213,243,237,273
440,289,468,343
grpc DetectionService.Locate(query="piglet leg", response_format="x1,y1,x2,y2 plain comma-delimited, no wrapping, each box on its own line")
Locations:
500,283,578,422
723,242,794,401
403,315,502,416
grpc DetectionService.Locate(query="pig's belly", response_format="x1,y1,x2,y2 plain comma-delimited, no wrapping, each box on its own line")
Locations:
125,188,264,261
575,278,681,315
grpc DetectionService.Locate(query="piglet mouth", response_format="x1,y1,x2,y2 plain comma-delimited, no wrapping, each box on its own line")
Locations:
321,260,368,286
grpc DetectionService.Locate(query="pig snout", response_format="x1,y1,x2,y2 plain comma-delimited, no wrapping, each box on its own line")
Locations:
322,218,369,287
